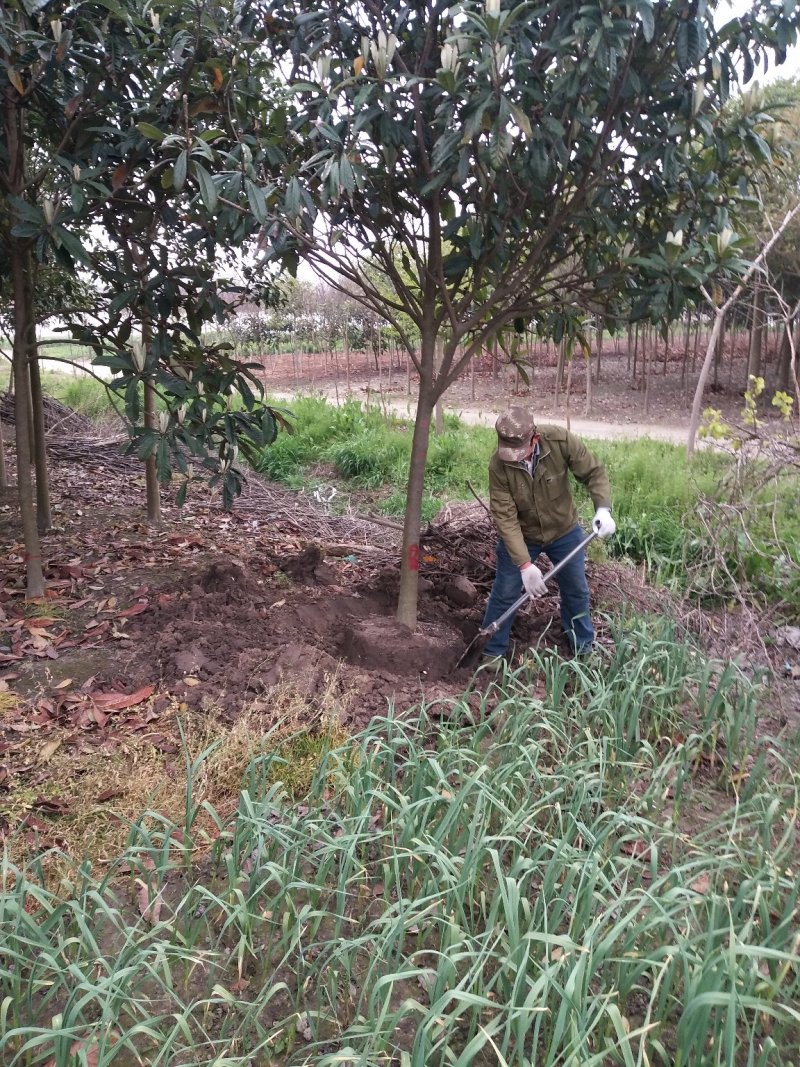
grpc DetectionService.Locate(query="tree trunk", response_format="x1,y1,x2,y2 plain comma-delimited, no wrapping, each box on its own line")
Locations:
746,283,765,386
141,314,161,526
344,321,351,393
433,340,444,434
11,247,46,598
0,412,7,491
595,317,603,384
681,309,693,389
28,348,52,533
712,312,725,390
554,339,566,406
692,314,702,374
6,80,45,597
565,352,573,431
776,315,799,394
584,346,592,417
143,377,161,525
643,329,651,415
397,377,435,628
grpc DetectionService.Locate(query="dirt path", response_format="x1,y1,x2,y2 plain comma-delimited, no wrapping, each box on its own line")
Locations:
270,385,695,446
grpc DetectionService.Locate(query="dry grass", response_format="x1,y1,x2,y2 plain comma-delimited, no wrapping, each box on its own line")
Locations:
2,671,353,878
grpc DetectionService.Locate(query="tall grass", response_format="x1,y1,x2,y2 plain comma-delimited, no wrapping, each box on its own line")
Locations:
3,616,798,1066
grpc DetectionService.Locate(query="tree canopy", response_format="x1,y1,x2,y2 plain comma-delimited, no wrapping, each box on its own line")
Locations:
258,0,800,624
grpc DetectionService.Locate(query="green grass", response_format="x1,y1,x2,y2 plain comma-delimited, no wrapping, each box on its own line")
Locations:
259,397,496,522
258,396,800,609
2,615,799,1065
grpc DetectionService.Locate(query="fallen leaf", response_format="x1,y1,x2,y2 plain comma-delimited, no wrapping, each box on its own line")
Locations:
91,684,155,711
45,1039,99,1067
690,873,712,894
183,677,201,687
619,839,652,861
137,879,164,925
33,795,70,815
117,601,149,617
53,678,73,690
96,788,123,803
38,739,62,762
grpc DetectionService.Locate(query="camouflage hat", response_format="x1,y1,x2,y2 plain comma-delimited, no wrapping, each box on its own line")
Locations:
495,406,536,462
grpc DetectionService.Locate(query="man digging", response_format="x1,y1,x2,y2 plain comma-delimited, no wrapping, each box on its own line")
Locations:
481,406,616,662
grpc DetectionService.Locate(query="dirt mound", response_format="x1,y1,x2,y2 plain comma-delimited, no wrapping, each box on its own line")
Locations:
199,560,255,600
125,557,474,725
338,616,460,679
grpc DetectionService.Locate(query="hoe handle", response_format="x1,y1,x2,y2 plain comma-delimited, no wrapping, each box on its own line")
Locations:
480,528,599,639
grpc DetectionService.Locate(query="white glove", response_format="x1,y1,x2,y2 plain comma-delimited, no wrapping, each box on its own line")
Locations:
593,507,616,539
520,563,548,597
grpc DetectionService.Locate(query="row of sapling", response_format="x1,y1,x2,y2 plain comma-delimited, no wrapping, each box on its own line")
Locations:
2,0,799,623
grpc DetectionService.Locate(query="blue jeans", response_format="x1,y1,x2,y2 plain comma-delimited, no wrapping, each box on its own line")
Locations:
481,524,594,656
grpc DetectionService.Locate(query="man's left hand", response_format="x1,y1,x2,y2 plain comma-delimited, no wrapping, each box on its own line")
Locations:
593,507,616,538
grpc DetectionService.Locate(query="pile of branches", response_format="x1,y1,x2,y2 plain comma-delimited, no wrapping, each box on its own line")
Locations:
0,391,94,436
239,473,404,554
422,499,496,582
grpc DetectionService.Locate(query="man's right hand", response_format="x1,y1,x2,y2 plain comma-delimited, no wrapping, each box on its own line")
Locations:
520,563,548,597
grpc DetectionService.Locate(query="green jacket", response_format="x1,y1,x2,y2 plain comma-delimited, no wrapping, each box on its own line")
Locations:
488,424,612,567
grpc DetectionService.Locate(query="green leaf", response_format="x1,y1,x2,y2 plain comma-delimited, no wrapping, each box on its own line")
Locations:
109,289,138,315
195,165,218,212
54,225,91,265
137,122,166,142
245,179,268,223
156,438,172,483
174,150,188,192
637,1,655,43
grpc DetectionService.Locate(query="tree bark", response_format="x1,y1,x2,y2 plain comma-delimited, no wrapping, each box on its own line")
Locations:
712,311,725,391
584,347,592,417
140,316,162,526
28,342,52,533
776,314,799,394
11,249,46,597
143,377,161,525
643,328,651,415
681,309,692,389
397,372,434,628
746,283,765,386
0,412,7,491
595,316,603,384
6,80,45,597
